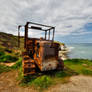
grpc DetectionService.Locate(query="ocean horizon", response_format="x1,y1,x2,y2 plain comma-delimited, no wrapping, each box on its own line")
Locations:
66,43,92,60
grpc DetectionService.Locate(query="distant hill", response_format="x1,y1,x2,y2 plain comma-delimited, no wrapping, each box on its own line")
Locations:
0,32,64,51
0,32,24,50
0,32,24,61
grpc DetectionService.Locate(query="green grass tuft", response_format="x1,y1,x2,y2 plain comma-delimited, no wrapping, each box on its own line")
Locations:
11,58,22,69
64,59,92,76
0,51,5,56
0,65,11,74
0,50,18,63
0,55,18,62
32,75,52,89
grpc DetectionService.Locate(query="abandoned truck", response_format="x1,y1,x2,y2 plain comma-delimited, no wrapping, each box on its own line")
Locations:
18,22,64,76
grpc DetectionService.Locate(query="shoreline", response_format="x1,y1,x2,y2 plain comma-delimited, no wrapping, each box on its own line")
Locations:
59,45,69,60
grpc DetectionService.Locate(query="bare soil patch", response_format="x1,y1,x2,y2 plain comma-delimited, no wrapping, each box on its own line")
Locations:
46,75,92,92
0,70,37,92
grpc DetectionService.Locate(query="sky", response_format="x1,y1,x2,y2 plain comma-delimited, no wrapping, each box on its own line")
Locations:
0,0,92,43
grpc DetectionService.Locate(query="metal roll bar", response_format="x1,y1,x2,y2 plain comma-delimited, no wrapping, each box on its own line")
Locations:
18,22,55,48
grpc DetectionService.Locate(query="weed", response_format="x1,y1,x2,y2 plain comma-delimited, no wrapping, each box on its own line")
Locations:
0,51,5,56
32,75,52,89
0,65,11,74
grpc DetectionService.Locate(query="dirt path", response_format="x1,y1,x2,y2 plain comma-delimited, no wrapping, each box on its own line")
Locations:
0,71,92,92
0,62,16,67
0,70,37,92
46,75,92,92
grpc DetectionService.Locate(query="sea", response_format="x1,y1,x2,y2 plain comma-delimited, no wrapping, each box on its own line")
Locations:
66,43,92,60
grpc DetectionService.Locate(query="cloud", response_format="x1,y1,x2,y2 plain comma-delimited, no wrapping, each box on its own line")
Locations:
0,0,92,39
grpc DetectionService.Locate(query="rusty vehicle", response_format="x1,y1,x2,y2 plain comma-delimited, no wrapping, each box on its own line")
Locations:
18,22,64,76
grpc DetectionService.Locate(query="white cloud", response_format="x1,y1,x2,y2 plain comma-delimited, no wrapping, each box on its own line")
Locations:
0,0,92,38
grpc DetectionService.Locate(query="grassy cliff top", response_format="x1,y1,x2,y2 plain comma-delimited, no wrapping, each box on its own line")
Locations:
0,32,64,50
54,41,65,45
0,32,23,62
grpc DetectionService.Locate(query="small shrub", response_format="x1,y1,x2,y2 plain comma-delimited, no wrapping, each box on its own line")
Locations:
0,51,5,56
0,55,18,62
81,69,92,75
11,58,22,69
32,75,52,89
19,75,52,90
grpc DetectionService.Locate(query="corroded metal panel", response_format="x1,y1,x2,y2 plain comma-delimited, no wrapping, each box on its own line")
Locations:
41,58,58,71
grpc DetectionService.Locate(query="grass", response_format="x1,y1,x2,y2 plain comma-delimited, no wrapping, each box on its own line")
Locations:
17,58,92,91
32,75,52,88
18,68,77,91
0,64,11,74
19,72,69,91
11,57,22,69
0,49,18,63
0,55,18,63
0,32,24,50
0,54,18,62
64,59,92,76
0,57,22,74
0,51,5,56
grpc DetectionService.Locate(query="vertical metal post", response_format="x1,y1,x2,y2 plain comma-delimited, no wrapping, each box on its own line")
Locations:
48,30,50,40
24,22,29,49
45,30,47,40
52,27,55,42
18,26,20,48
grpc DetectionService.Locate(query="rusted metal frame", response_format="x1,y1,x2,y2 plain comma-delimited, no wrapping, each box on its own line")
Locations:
26,22,55,41
18,25,24,48
19,22,55,49
52,27,55,42
50,27,55,47
46,27,54,41
28,26,53,32
30,26,42,30
18,26,20,48
27,21,54,28
24,22,29,49
28,27,44,31
45,30,47,40
48,30,50,40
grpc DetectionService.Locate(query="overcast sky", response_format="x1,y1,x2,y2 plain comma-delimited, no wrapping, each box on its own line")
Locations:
0,0,92,43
